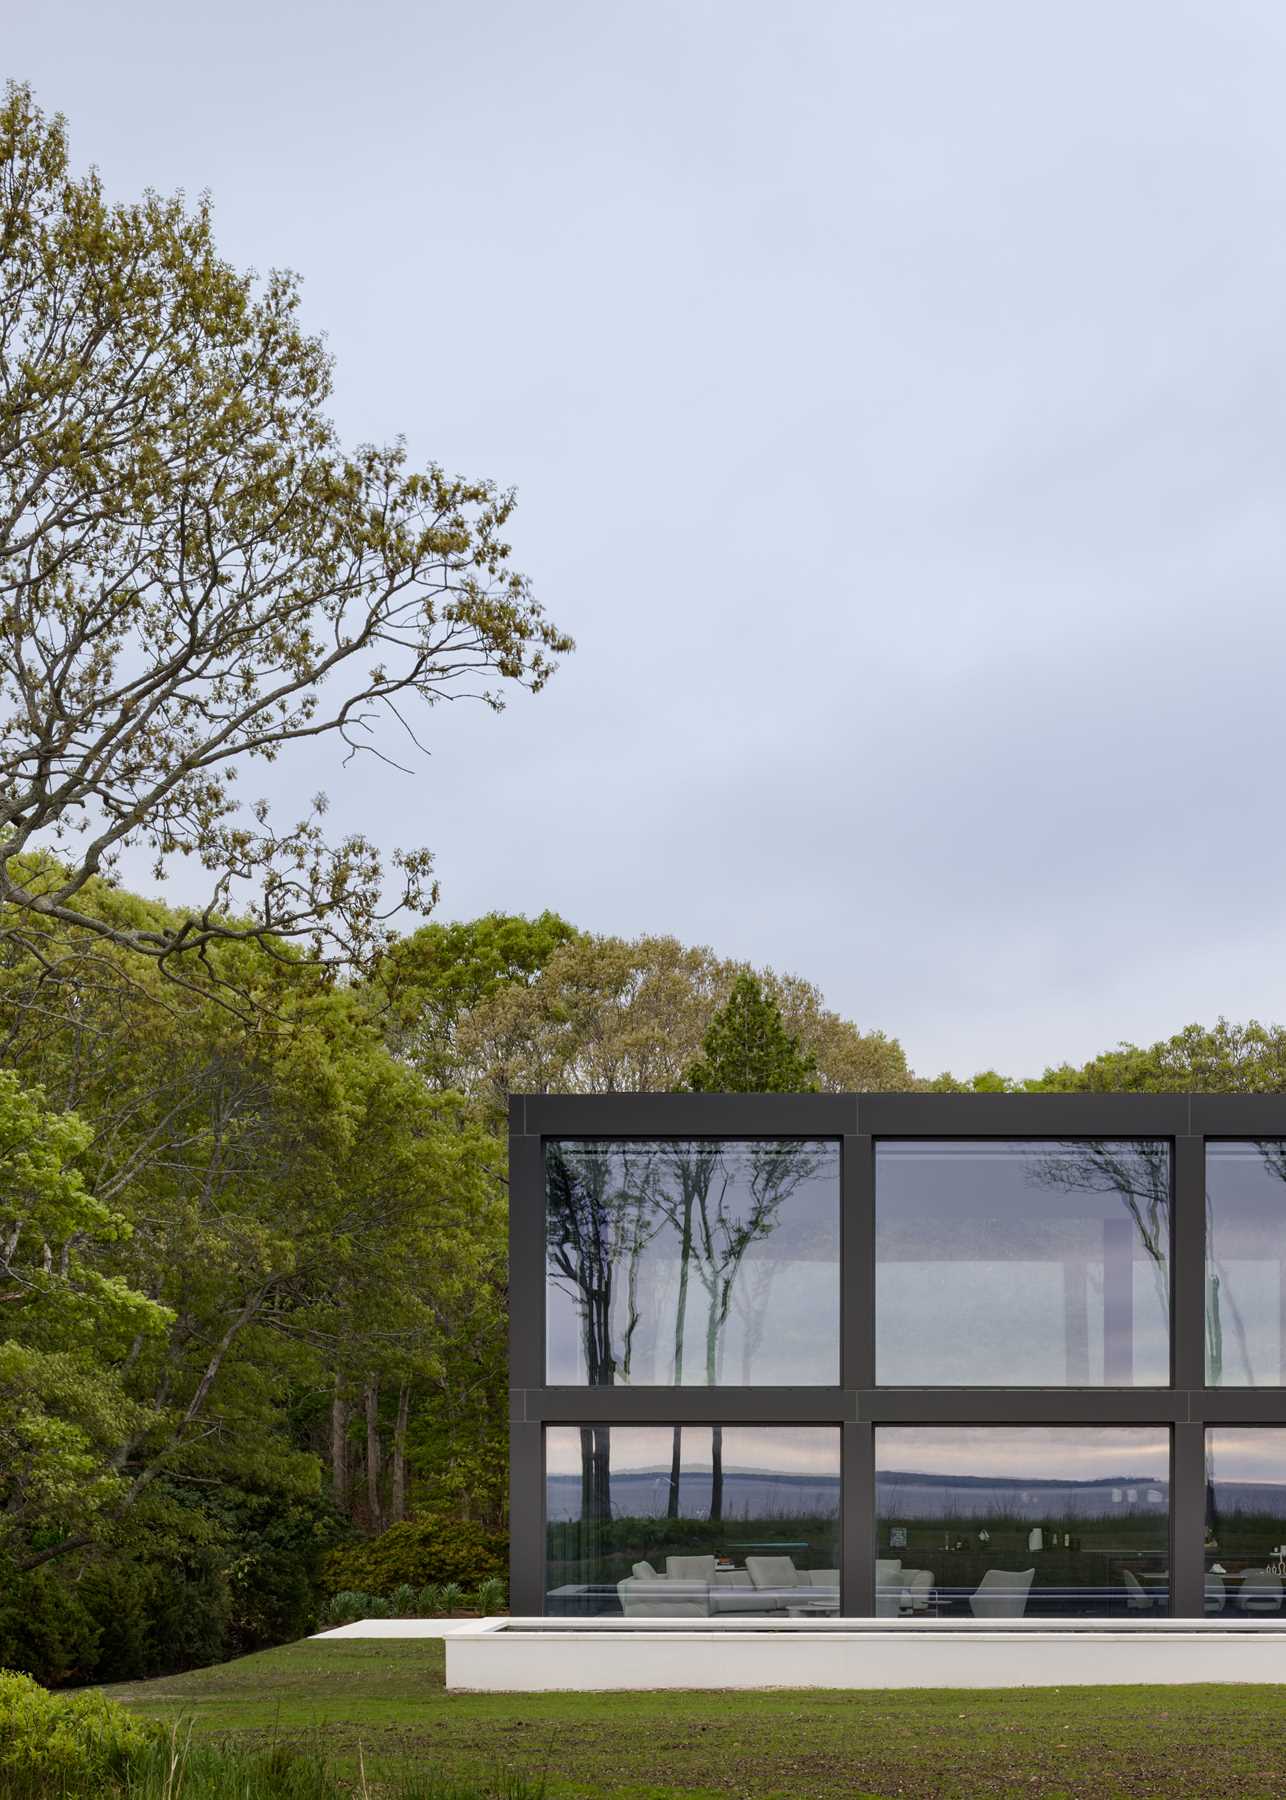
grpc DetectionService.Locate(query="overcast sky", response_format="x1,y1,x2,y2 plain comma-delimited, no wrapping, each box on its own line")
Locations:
13,1,1286,1079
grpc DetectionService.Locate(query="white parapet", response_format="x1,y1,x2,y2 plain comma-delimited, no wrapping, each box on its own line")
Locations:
441,1618,1286,1691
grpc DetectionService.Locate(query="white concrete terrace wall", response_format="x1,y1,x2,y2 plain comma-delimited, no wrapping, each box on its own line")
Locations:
441,1620,1286,1691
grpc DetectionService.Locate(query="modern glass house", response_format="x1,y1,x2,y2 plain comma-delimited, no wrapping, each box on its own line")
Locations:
508,1092,1286,1622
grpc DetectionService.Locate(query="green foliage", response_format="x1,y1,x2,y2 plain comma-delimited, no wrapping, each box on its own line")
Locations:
321,1513,506,1596
318,1591,371,1627
685,973,818,1093
375,912,580,1084
0,1565,99,1687
935,1018,1286,1094
0,1711,546,1800
475,1576,507,1614
1035,1017,1286,1093
0,1671,160,1789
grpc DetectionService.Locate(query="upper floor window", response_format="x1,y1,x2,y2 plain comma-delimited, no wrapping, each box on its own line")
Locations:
876,1139,1171,1386
1207,1142,1286,1386
545,1138,841,1385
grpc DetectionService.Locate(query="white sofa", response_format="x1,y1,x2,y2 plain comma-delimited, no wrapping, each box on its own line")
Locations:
616,1554,839,1618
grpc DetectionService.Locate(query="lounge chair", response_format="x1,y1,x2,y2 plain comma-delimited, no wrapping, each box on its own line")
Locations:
1238,1570,1284,1613
1123,1569,1154,1611
969,1568,1035,1618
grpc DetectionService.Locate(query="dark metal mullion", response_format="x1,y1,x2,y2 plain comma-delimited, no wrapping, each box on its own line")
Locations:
841,1133,874,1390
1171,1422,1206,1618
842,1419,874,1614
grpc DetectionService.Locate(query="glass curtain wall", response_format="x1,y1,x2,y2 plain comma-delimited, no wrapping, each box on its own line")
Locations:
545,1139,841,1385
1205,1431,1286,1614
545,1425,841,1617
876,1141,1171,1385
876,1427,1171,1617
1206,1142,1286,1385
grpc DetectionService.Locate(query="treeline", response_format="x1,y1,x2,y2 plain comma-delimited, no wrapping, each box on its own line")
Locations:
0,870,909,1683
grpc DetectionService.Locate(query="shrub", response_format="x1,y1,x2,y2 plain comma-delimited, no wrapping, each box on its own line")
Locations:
0,1670,161,1790
437,1582,466,1614
475,1576,507,1614
75,1561,154,1684
417,1583,444,1614
318,1590,373,1627
0,1566,99,1687
320,1512,505,1596
389,1582,419,1617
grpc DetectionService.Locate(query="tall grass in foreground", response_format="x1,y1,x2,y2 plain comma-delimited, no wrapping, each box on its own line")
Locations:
0,1726,547,1799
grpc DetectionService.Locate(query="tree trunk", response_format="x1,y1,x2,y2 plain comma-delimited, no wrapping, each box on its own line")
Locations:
331,1377,351,1515
364,1377,383,1533
390,1380,411,1525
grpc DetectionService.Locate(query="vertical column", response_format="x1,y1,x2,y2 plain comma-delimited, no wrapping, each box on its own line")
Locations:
1172,1133,1206,1391
508,1117,547,1614
508,1417,545,1616
1171,1420,1206,1619
842,1419,875,1616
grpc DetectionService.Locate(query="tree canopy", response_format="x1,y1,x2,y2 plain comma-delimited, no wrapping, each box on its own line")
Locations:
684,972,817,1092
0,84,570,990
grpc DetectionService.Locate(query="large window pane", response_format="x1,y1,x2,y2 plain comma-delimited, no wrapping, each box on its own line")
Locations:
876,1427,1170,1617
545,1424,841,1616
876,1140,1170,1385
1205,1431,1286,1614
1206,1142,1286,1385
545,1139,840,1385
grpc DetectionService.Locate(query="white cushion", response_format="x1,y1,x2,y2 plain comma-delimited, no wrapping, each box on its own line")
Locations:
745,1555,797,1589
632,1561,660,1580
665,1554,717,1582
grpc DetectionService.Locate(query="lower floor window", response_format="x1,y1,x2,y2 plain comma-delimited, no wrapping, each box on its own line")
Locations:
1206,1430,1286,1614
538,1422,1286,1617
544,1425,841,1617
876,1426,1170,1617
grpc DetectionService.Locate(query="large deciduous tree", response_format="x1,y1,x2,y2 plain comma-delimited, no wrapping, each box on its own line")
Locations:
440,932,910,1121
0,85,569,988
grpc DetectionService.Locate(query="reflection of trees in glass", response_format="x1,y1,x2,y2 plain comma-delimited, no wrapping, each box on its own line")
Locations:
1034,1141,1170,1358
547,1144,662,1521
659,1141,821,1518
547,1137,828,1520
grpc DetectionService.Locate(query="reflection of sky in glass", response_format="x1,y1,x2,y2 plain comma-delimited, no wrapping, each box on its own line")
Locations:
1207,1429,1286,1484
876,1140,1170,1386
1206,1142,1286,1385
544,1424,840,1476
876,1426,1170,1482
546,1138,840,1385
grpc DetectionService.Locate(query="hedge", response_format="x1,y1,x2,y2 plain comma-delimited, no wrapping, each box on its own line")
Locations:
320,1512,506,1596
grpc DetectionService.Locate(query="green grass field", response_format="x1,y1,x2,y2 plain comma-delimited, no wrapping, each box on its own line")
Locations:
106,1635,1286,1799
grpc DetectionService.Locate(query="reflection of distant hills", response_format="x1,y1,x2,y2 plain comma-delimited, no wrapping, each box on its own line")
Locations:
545,1466,1286,1524
876,1473,1168,1520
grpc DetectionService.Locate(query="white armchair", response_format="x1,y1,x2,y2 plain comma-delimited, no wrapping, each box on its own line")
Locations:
875,1557,903,1616
900,1568,935,1613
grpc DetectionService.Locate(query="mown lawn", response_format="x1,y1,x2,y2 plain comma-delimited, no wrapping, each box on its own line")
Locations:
109,1636,1286,1799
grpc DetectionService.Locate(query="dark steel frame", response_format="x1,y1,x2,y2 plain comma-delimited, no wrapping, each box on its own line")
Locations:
509,1092,1286,1618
